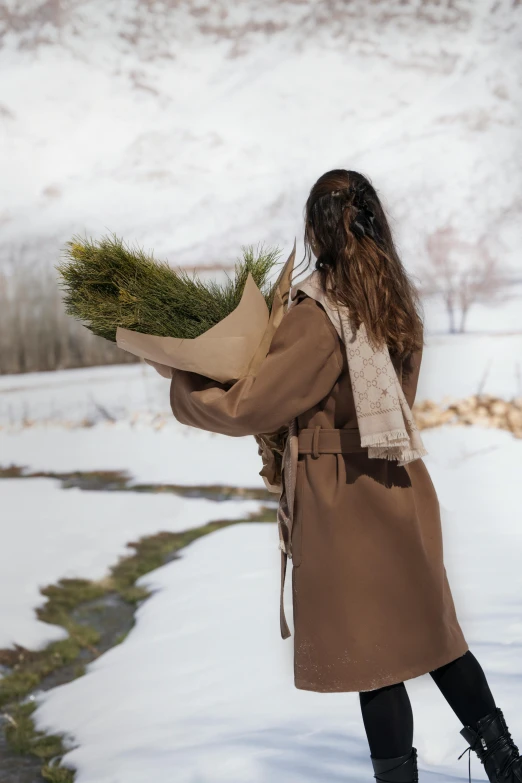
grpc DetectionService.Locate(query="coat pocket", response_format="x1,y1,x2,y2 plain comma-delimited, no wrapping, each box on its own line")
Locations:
291,458,305,568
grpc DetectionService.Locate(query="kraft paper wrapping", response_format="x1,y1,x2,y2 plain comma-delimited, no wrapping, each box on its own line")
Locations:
116,242,297,496
244,240,296,379
248,241,296,493
116,272,268,384
116,241,297,385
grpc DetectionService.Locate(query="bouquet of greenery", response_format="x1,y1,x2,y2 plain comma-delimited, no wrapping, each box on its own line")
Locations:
57,234,297,492
58,234,285,341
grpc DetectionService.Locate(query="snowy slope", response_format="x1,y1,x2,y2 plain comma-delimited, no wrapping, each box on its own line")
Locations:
32,426,522,783
0,0,520,272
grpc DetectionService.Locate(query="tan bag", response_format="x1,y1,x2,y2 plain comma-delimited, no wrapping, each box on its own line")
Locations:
254,427,289,494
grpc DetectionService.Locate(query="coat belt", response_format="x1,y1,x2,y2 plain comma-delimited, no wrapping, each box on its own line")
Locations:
279,425,365,640
298,425,366,455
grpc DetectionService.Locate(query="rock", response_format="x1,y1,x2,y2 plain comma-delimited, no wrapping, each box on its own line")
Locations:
414,395,522,437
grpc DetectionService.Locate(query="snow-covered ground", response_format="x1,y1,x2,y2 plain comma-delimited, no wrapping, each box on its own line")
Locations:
31,426,522,783
0,349,521,780
1,322,521,780
0,478,263,650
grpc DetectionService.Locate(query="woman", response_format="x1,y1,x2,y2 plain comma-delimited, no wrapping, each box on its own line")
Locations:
170,169,522,783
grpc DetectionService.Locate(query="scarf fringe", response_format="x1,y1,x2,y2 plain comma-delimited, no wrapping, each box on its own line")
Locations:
397,447,429,466
366,442,428,464
366,445,428,464
360,428,410,448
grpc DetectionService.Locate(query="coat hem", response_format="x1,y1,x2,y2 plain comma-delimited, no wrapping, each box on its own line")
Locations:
293,639,470,693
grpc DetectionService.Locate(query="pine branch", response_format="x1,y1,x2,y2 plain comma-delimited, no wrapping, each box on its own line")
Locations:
56,234,282,343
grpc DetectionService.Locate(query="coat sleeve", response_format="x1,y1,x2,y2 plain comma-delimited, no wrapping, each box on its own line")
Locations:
401,345,423,409
169,298,343,437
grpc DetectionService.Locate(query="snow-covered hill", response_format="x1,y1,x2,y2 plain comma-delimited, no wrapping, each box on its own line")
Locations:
1,0,520,271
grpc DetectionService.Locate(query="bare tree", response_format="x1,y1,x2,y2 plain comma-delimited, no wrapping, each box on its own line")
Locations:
456,237,508,332
0,251,139,375
423,225,462,333
421,225,510,333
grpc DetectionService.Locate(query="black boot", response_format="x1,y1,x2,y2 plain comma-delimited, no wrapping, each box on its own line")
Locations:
459,707,522,782
371,747,418,782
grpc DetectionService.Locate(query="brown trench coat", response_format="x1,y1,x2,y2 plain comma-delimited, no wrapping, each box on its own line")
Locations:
169,292,469,693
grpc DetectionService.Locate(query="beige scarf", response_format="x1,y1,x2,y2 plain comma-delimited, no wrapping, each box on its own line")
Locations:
276,268,427,558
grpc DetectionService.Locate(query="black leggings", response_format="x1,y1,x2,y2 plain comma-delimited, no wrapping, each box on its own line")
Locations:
359,650,496,759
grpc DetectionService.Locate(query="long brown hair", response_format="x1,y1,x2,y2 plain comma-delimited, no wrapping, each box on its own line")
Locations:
298,169,424,371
